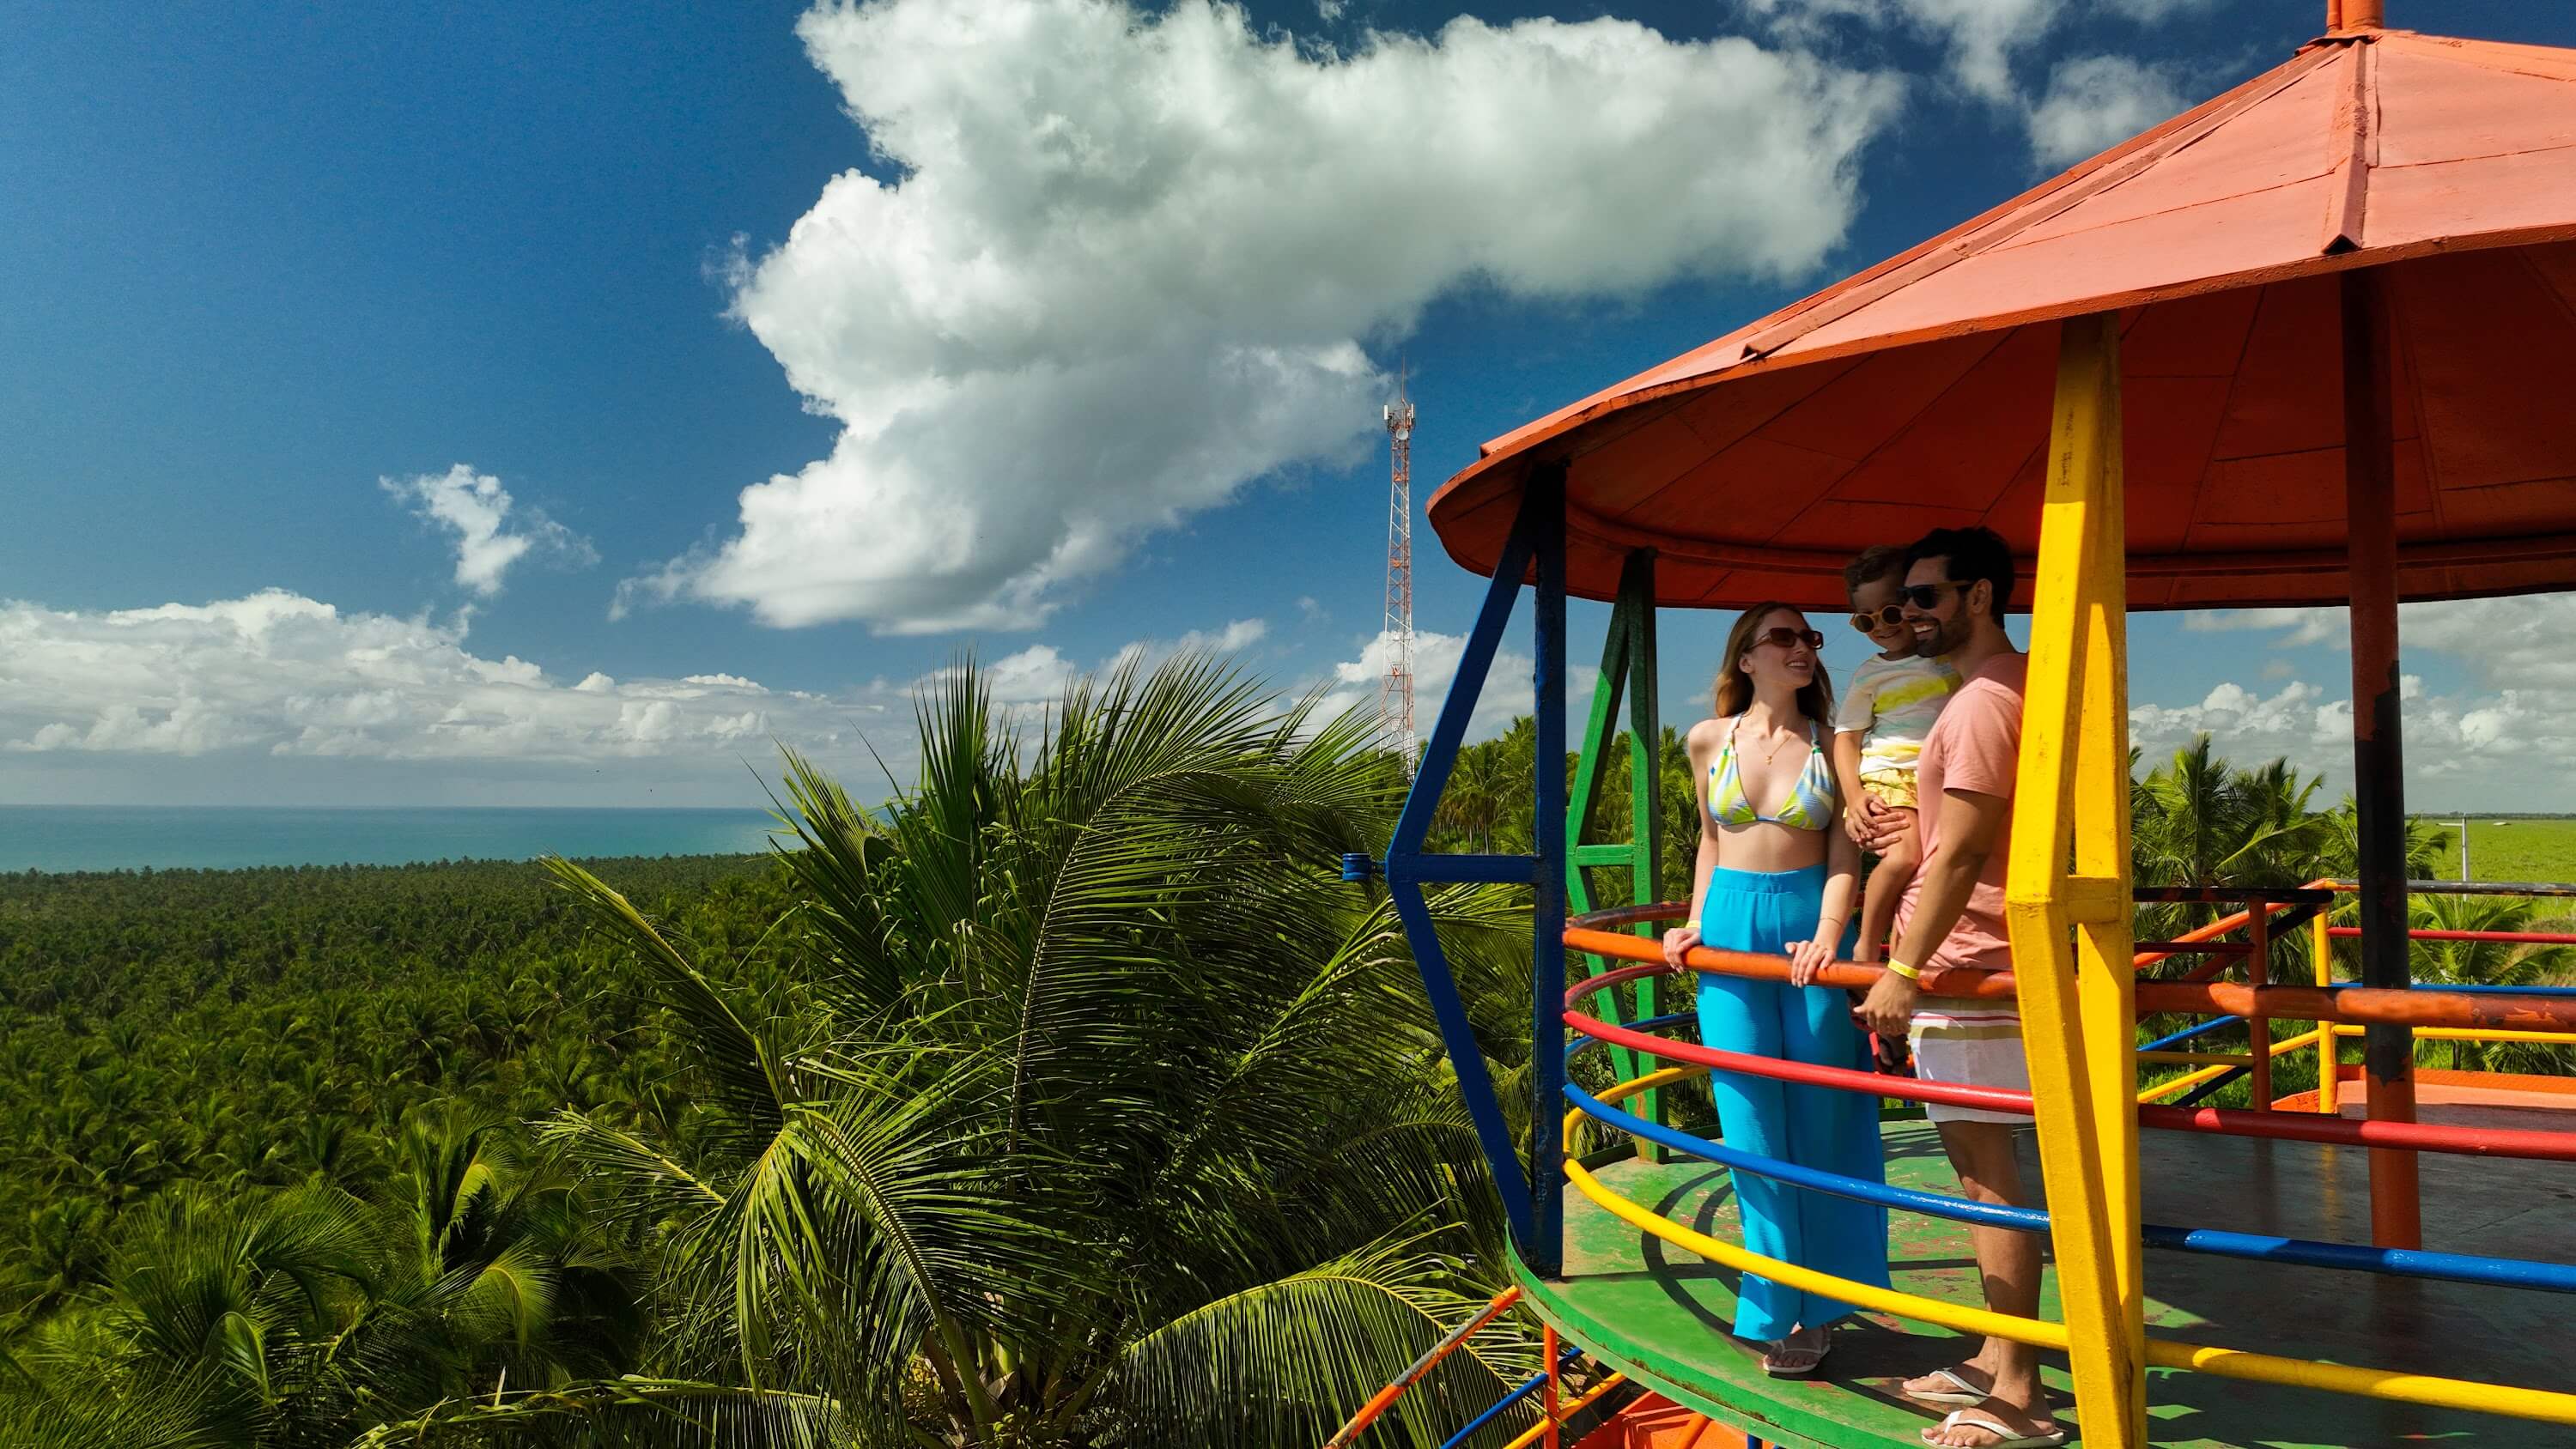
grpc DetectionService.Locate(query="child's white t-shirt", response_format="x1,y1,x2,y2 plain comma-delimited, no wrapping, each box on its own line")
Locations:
1834,653,1963,779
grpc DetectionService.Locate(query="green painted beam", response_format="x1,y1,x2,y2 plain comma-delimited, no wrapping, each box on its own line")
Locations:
1566,550,1664,1119
1621,550,1662,1141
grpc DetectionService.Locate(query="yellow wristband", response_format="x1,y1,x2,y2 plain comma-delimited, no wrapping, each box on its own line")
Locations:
1885,958,1921,981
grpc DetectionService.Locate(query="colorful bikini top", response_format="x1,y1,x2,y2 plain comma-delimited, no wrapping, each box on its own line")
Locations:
1707,715,1838,831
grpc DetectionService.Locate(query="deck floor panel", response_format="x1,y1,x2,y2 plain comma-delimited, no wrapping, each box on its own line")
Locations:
1518,1120,2576,1448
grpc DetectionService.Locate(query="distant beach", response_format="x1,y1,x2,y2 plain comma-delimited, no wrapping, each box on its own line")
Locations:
0,806,781,873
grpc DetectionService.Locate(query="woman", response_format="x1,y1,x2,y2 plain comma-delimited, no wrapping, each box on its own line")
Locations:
1662,603,1893,1377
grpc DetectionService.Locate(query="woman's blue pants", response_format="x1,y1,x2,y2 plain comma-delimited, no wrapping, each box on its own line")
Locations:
1692,864,1893,1340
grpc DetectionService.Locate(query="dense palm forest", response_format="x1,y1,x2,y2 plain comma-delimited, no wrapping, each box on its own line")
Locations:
1,660,1546,1448
5,658,2572,1446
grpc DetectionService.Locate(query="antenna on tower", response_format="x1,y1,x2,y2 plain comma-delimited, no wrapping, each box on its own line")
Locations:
1380,359,1417,771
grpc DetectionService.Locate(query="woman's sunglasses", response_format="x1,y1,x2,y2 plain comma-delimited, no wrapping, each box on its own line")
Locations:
1752,627,1826,652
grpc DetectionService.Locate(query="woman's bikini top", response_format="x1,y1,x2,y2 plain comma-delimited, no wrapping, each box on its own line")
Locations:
1707,714,1837,831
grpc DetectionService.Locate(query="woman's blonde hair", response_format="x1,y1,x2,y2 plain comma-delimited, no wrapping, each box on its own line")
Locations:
1711,602,1835,724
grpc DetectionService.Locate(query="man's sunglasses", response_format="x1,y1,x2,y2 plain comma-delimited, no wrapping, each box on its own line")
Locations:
1751,627,1826,652
1892,580,1974,610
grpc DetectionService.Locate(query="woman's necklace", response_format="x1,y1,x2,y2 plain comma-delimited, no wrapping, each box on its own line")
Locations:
1746,720,1799,767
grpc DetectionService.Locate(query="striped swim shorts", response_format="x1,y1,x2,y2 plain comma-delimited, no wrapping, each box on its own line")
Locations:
1910,1002,2030,1125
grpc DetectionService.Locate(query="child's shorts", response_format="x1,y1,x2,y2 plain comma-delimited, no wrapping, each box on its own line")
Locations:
1860,769,1918,810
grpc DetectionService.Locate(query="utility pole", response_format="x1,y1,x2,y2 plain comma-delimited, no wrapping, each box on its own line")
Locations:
1381,367,1417,769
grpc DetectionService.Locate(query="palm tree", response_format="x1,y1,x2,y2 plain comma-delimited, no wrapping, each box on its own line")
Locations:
1,1108,640,1448
397,655,1546,1448
2402,894,2576,1075
2130,737,2332,948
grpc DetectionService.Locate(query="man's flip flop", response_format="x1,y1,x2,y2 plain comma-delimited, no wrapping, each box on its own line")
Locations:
1919,1408,2069,1448
1905,1367,1989,1406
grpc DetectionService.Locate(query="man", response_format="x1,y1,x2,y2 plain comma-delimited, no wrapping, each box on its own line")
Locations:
1855,526,2062,1449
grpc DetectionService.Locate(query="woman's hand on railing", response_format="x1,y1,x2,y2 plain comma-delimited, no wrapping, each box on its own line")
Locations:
1787,934,1837,988
1662,922,1702,971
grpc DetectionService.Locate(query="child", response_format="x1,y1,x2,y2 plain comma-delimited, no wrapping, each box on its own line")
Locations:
1832,546,1962,969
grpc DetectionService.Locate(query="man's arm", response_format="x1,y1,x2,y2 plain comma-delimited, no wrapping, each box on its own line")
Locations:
1856,785,2010,1039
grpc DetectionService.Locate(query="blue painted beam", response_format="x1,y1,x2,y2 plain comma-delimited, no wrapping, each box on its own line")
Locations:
2142,1016,2242,1052
1432,1347,1583,1449
1382,481,1552,1253
1388,852,1540,885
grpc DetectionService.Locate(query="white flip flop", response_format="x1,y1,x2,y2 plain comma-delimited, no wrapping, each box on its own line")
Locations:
1904,1367,1989,1406
1919,1407,2069,1448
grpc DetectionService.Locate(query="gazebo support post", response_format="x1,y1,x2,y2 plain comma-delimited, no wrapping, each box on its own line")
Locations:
2005,312,2147,1449
2342,267,2422,1251
1530,464,1570,1277
1567,549,1665,1137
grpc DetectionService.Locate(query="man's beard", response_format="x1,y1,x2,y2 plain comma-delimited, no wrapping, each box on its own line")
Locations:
1921,610,1972,656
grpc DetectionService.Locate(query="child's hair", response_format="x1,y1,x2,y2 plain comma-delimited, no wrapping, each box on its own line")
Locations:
1711,603,1836,724
1844,544,1906,598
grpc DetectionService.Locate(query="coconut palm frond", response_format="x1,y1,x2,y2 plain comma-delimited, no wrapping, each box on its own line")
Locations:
1121,1236,1537,1449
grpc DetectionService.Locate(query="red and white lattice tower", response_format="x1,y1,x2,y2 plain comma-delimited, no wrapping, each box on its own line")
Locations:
1379,373,1417,768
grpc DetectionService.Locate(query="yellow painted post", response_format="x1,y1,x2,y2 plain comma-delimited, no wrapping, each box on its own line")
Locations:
2003,312,2146,1449
2312,912,2338,1114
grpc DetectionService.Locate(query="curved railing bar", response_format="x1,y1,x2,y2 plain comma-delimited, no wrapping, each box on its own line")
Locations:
1559,1071,2576,1426
1564,979,2576,1162
1564,1052,2576,1293
1564,915,2576,1029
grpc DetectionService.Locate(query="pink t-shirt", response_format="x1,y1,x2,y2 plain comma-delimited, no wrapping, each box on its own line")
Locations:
1896,652,2028,980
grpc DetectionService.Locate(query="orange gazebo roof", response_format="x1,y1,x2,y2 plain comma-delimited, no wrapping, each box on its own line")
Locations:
1425,26,2576,611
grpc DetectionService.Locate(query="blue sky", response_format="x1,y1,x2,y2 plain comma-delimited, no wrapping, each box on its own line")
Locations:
6,0,2573,809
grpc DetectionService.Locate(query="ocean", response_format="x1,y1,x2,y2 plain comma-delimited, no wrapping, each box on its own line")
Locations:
0,806,783,874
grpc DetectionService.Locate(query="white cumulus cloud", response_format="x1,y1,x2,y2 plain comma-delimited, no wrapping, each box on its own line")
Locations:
2182,606,2344,649
921,617,1272,707
1319,627,1596,746
0,591,847,766
1741,0,2059,104
2025,53,2184,167
2134,593,2576,807
633,0,1900,634
382,464,596,597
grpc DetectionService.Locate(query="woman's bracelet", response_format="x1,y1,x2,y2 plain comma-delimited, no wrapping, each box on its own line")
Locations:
1884,957,1922,981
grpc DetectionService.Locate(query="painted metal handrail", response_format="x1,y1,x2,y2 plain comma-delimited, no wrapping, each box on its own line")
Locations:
1564,985,2576,1161
1321,1287,1525,1449
1431,1348,1583,1449
1563,1034,2576,1292
1561,1069,2576,1427
1562,920,2576,1031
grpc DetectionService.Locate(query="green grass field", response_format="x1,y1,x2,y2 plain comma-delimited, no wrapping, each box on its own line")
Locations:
2419,815,2576,885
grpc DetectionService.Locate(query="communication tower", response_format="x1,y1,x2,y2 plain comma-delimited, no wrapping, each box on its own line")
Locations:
1380,371,1417,767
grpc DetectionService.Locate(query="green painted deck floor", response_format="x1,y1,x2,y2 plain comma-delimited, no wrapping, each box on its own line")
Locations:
1519,1121,2576,1448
